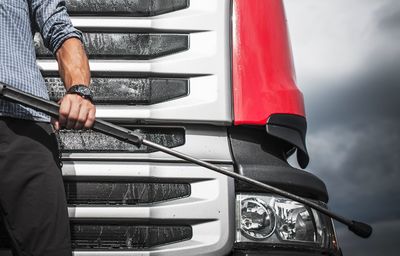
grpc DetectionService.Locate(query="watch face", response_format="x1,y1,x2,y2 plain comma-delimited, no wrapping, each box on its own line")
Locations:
75,86,91,96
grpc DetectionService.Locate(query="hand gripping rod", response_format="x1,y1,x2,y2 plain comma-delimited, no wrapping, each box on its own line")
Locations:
0,83,372,238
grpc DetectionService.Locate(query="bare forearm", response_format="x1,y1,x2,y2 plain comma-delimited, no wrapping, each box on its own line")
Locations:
54,37,95,130
56,37,90,89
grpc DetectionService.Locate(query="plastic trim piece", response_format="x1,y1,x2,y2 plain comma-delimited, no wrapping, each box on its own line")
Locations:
266,114,309,168
229,126,327,202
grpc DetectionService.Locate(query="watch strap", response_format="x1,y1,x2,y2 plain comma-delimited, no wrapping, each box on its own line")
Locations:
66,84,93,103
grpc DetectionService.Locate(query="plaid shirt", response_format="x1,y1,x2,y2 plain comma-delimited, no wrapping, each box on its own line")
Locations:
0,0,82,122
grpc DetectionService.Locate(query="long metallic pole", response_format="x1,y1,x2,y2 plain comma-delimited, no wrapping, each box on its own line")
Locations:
0,83,372,238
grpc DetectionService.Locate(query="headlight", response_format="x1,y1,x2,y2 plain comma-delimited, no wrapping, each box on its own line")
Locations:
240,197,276,240
236,193,338,250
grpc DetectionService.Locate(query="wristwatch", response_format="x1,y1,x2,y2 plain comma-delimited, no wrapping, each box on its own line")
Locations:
66,84,94,103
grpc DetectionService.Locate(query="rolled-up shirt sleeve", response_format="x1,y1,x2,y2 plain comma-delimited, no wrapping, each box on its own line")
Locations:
29,0,83,55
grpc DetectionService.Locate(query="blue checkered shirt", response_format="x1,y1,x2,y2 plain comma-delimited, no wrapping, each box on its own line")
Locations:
0,0,82,122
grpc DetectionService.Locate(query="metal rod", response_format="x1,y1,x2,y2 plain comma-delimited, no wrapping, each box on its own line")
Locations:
0,83,372,238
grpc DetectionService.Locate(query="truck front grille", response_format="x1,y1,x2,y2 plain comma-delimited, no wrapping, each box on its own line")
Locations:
45,77,189,105
26,0,235,255
71,223,192,249
58,127,185,153
65,181,191,206
65,0,190,17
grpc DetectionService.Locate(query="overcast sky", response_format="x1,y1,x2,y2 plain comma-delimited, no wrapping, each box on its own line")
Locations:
284,1,400,255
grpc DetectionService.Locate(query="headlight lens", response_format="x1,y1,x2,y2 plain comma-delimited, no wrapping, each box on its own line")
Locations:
240,197,276,240
274,198,317,242
236,193,338,250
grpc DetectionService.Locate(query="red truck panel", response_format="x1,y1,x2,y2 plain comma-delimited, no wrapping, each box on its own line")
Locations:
232,0,305,125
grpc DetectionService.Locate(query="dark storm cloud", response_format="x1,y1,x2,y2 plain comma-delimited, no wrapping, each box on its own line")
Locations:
305,1,400,127
377,0,400,36
305,43,400,222
298,0,400,235
285,0,400,254
336,220,400,256
307,120,400,222
306,59,400,129
303,49,400,255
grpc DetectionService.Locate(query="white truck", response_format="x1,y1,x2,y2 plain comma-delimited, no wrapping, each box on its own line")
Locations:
0,0,341,255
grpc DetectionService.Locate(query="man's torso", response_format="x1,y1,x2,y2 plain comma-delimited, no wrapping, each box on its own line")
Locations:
0,0,50,122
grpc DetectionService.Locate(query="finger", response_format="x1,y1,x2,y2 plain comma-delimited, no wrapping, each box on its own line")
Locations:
66,98,82,129
52,118,60,130
59,97,71,128
74,104,89,130
84,106,96,129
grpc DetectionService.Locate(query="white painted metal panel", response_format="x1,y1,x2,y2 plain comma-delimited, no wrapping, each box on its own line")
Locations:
64,162,235,256
38,0,232,124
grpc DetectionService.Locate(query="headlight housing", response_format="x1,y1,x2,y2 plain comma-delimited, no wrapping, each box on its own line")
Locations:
236,193,339,251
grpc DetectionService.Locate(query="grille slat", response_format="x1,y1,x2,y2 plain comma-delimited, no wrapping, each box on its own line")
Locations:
35,33,189,59
0,223,192,250
45,77,188,105
65,181,191,205
65,0,190,17
72,224,192,249
59,127,185,153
